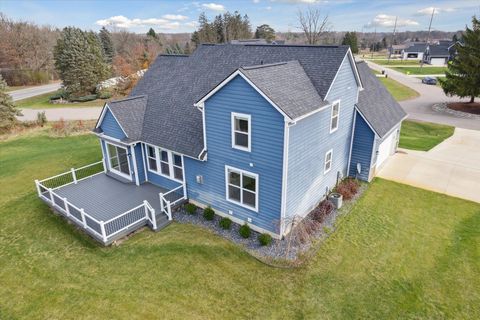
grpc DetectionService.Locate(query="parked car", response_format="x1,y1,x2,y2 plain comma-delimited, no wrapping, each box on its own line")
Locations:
422,77,437,85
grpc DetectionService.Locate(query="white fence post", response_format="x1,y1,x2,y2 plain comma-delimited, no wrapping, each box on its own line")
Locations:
159,193,164,213
166,200,172,220
71,168,77,184
48,188,54,204
64,198,70,217
35,180,41,197
102,158,107,173
100,222,107,243
80,208,87,229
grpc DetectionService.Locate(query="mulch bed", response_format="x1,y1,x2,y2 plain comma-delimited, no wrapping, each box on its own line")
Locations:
447,102,480,115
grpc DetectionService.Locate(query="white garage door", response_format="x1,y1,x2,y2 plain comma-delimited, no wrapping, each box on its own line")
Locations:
430,58,446,65
376,130,398,169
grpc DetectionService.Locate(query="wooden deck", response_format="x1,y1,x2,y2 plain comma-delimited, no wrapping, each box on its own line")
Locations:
39,173,184,244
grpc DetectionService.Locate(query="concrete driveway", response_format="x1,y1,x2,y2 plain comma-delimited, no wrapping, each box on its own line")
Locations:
366,61,480,131
378,128,480,203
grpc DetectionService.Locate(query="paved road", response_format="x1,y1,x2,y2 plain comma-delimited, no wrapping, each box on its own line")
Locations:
366,61,480,130
9,82,62,101
18,107,102,121
378,128,480,203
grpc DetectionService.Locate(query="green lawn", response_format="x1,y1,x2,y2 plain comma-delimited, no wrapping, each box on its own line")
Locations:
1,132,479,319
16,91,106,109
366,59,421,66
400,120,455,151
370,69,419,101
393,66,447,75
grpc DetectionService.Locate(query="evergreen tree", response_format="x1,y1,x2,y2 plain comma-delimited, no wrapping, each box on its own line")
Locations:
0,74,21,132
341,32,358,53
381,37,388,49
147,28,157,39
255,24,276,42
439,16,480,103
99,27,115,64
54,27,110,98
191,11,252,45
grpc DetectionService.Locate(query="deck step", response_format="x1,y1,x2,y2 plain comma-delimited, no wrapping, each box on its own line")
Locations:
154,217,172,231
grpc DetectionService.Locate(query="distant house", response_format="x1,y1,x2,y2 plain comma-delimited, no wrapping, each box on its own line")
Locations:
401,43,427,60
35,44,406,245
423,40,456,65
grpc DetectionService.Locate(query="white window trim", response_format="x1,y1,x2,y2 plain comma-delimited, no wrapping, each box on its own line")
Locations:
330,100,340,133
231,112,251,152
144,143,184,183
225,165,259,212
105,142,132,180
324,149,333,174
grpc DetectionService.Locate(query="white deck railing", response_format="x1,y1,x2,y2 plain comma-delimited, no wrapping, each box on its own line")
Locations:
159,184,187,221
34,161,157,243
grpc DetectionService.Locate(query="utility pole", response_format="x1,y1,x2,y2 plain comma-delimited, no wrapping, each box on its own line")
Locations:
388,16,398,63
371,26,377,59
427,7,435,45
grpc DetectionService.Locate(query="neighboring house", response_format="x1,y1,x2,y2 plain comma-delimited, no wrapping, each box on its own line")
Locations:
388,44,408,56
423,40,456,65
401,43,426,60
35,44,406,244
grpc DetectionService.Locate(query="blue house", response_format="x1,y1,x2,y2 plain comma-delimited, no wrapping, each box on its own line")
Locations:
35,44,406,244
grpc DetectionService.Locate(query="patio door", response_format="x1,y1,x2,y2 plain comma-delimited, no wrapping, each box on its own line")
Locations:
106,142,131,179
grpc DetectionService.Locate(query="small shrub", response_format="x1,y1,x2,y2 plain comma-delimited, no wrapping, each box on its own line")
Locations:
69,94,97,102
36,111,47,127
185,203,197,214
219,217,232,230
258,233,272,246
49,90,67,101
203,206,215,221
312,200,334,223
98,90,112,99
239,224,251,238
51,118,67,135
336,178,360,200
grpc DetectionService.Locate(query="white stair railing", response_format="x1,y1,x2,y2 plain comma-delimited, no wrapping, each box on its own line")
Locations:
158,183,187,221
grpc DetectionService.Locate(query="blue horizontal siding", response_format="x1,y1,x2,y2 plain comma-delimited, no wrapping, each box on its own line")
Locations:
348,111,375,181
185,75,284,234
99,108,126,140
285,55,358,219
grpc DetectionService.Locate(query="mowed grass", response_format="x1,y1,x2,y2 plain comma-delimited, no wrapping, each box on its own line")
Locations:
370,69,419,101
393,66,448,75
16,90,106,109
366,59,421,66
1,132,479,319
400,120,455,151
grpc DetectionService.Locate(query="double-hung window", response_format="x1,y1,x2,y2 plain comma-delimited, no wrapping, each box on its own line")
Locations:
324,149,333,174
226,166,258,211
330,101,340,133
145,144,184,182
231,113,251,151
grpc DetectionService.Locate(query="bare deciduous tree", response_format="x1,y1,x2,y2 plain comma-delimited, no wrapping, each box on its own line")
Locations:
297,8,330,45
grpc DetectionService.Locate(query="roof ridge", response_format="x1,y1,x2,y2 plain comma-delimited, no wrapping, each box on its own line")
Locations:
241,61,296,70
109,95,147,105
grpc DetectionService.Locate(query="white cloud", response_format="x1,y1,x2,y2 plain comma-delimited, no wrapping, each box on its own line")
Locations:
365,14,419,29
201,3,226,12
96,15,180,29
185,21,198,28
416,7,455,16
162,14,189,21
271,0,327,3
265,6,272,10
253,0,261,3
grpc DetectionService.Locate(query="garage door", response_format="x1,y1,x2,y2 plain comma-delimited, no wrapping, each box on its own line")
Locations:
430,58,446,65
376,130,399,169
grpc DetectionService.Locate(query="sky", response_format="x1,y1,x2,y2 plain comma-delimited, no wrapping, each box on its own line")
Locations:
1,0,479,34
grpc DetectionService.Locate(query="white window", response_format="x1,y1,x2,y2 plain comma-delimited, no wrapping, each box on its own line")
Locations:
172,153,183,181
231,113,251,151
324,149,333,174
146,145,157,172
106,142,131,179
145,144,184,182
225,166,258,211
330,101,340,133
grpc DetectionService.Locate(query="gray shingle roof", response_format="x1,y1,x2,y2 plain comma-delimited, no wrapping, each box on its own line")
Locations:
426,43,452,57
119,44,350,158
107,95,147,141
356,61,407,138
240,61,327,119
404,43,426,53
